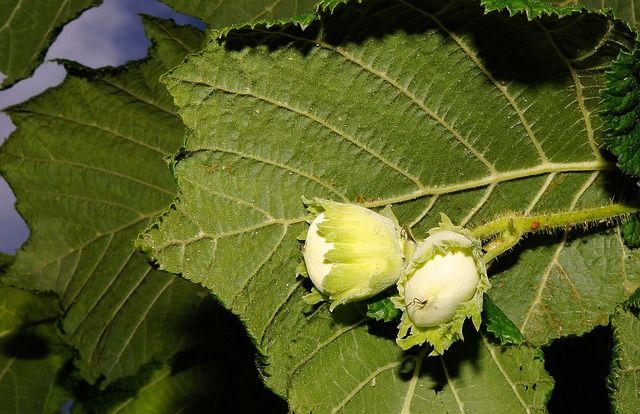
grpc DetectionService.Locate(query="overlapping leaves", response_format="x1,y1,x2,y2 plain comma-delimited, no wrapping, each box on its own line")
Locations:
137,0,640,410
0,17,212,387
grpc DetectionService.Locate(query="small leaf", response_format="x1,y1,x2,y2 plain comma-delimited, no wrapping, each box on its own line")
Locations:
367,297,401,323
483,294,525,345
622,216,640,247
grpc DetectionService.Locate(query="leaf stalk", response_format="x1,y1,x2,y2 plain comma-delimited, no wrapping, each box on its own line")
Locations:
470,203,639,263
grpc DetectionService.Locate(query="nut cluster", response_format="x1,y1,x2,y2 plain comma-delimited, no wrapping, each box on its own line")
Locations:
300,198,490,354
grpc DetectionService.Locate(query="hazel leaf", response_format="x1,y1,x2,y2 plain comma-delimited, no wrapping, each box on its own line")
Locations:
0,17,211,386
139,0,639,410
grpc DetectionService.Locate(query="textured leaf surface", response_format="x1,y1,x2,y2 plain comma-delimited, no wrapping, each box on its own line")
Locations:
0,17,211,386
0,0,100,88
610,306,640,414
162,0,317,28
139,0,640,410
0,285,70,414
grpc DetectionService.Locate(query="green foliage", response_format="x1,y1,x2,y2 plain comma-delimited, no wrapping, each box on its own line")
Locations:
625,287,640,309
621,217,640,247
0,17,211,386
74,300,285,414
0,0,101,88
367,297,401,322
3,0,640,411
603,49,640,178
483,294,524,345
135,0,640,410
0,284,71,414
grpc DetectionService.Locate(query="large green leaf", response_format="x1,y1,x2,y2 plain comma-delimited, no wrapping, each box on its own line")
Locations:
0,284,71,414
138,0,639,410
0,0,100,88
0,17,211,386
162,0,318,28
609,294,640,414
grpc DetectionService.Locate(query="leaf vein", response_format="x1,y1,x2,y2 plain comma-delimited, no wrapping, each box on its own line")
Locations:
186,177,274,219
260,280,304,349
398,0,549,163
460,183,496,226
33,214,158,277
187,81,425,189
87,267,153,365
537,22,601,161
332,360,402,413
230,225,288,306
17,156,175,195
520,172,599,333
362,161,612,208
15,109,170,156
440,356,465,413
104,276,176,377
21,188,145,215
196,146,349,200
480,335,530,413
316,42,497,174
100,77,177,117
63,233,115,307
287,318,367,383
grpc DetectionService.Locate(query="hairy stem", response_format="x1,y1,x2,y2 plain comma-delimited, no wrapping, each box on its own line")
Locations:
470,203,639,263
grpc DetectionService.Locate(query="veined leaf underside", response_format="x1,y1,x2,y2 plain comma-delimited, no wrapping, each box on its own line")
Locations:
140,0,639,410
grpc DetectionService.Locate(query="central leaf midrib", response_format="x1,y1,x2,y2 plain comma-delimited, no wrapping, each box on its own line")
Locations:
362,160,612,207
158,159,612,252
